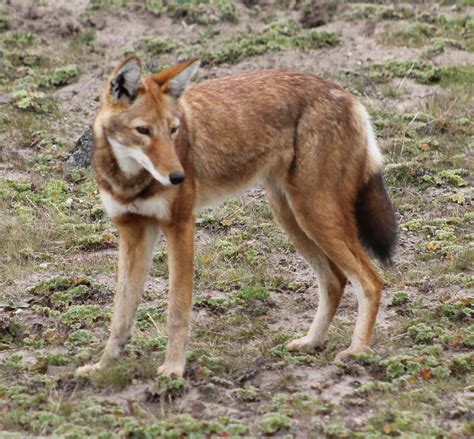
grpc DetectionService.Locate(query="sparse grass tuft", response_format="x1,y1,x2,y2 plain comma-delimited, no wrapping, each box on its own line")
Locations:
365,60,441,85
141,35,176,55
343,3,414,22
0,7,9,30
140,19,339,65
259,412,292,434
379,14,473,52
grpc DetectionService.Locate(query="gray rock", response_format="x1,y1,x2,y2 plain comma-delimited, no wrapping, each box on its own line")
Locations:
66,125,94,169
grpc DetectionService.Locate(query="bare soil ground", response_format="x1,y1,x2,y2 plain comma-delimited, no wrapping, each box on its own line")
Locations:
0,0,472,437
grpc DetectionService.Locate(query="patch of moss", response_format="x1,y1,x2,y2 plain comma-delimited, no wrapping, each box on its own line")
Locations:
424,37,466,57
60,305,108,329
1,31,35,48
73,231,116,251
26,275,108,310
259,412,292,434
343,3,414,22
33,353,70,373
147,375,186,399
87,0,128,9
42,64,80,88
135,304,166,330
121,414,247,437
365,410,445,438
436,298,473,322
179,19,339,65
66,329,96,347
390,291,410,307
194,294,241,313
236,286,269,303
435,169,468,187
366,60,441,85
141,36,176,55
162,0,239,25
13,90,56,113
231,385,259,402
4,51,45,68
380,14,473,52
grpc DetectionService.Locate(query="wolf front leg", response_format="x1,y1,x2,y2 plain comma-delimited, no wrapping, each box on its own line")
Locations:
158,217,195,378
76,215,159,377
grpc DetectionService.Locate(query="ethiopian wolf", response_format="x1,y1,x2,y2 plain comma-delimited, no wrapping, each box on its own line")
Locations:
76,57,396,378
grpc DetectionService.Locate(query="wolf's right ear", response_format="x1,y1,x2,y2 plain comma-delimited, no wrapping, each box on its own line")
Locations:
110,57,143,102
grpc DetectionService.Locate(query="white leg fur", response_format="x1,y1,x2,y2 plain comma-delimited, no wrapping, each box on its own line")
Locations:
334,276,375,361
286,258,343,352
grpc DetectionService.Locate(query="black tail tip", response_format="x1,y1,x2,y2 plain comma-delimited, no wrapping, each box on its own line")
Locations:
356,173,398,266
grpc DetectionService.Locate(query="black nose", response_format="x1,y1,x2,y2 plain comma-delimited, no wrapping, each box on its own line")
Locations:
169,172,185,185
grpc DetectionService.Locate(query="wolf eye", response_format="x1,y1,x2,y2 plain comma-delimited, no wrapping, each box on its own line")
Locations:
170,125,179,135
136,126,150,135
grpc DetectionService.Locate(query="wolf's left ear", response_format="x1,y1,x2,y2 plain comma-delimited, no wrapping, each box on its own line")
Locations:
154,58,200,100
110,57,143,102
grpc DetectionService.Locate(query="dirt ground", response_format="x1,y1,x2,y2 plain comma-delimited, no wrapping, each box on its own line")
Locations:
0,0,472,437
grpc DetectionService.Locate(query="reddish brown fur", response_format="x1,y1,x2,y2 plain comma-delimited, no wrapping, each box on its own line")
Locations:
76,59,395,379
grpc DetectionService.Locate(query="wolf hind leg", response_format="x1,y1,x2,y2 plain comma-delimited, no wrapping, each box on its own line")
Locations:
265,180,347,352
283,185,383,359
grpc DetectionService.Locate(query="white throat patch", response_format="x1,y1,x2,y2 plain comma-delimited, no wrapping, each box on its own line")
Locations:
100,190,171,220
108,137,172,186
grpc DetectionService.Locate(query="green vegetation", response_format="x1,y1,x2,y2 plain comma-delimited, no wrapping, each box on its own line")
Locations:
89,0,239,24
379,13,474,53
0,7,9,30
366,60,441,85
141,19,340,65
343,3,415,21
191,20,340,65
260,412,292,434
141,35,176,55
13,90,55,113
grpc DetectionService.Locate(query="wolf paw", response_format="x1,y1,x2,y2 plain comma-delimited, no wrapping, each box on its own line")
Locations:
334,346,372,362
286,336,323,353
75,362,103,378
157,361,185,378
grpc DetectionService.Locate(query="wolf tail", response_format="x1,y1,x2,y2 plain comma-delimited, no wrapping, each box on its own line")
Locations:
355,106,397,266
355,172,397,266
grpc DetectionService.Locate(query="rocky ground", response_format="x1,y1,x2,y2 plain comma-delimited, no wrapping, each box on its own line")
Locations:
0,0,472,437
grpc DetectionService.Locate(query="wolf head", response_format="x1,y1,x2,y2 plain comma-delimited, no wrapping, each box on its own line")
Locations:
94,56,200,186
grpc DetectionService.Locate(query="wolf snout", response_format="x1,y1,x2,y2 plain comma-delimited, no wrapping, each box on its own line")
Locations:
169,172,185,185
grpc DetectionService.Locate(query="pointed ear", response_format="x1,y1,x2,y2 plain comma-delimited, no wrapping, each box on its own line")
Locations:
110,56,143,102
154,58,200,100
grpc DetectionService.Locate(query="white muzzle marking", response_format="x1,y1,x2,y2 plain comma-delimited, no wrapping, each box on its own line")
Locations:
108,137,172,186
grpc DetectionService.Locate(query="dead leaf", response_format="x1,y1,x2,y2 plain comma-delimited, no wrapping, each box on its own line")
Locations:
419,368,432,380
426,241,441,251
